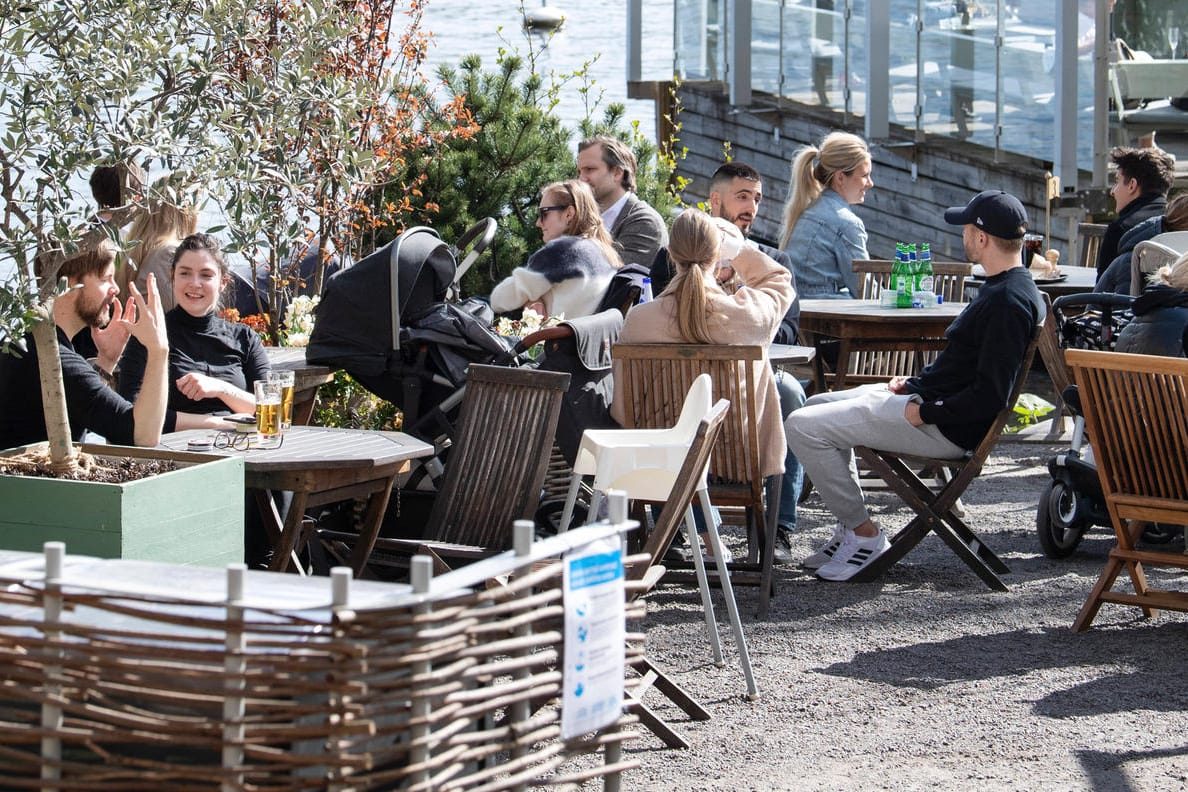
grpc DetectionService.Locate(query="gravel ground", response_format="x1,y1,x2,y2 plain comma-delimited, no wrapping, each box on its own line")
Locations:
622,440,1188,791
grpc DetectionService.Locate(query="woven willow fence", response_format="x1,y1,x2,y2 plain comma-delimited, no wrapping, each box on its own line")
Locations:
0,520,643,790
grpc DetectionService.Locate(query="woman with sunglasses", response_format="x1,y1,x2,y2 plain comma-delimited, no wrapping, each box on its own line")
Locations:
490,179,622,319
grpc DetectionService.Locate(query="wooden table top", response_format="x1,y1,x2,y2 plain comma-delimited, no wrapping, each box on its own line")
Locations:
768,343,816,364
264,346,334,387
967,265,1096,298
158,426,433,472
799,299,965,324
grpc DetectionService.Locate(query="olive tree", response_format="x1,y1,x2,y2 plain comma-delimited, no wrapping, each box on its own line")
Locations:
0,0,218,473
0,0,459,470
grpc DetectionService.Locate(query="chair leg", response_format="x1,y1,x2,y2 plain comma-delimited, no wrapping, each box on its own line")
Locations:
757,475,782,620
698,489,758,699
624,696,691,750
586,489,604,527
636,657,711,721
1072,555,1126,632
684,505,724,667
559,472,583,533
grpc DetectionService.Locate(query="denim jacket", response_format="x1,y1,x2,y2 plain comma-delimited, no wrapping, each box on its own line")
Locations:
782,188,869,299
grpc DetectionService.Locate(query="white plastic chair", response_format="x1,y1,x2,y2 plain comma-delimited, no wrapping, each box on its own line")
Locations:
558,374,757,697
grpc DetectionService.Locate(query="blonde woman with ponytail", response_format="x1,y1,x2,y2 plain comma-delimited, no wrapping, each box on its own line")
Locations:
779,131,873,299
611,209,794,480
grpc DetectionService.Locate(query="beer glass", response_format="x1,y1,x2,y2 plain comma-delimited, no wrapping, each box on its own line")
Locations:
269,369,296,430
254,380,283,449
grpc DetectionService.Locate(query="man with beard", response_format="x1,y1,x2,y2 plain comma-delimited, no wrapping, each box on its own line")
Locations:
786,190,1044,581
0,240,211,449
648,161,806,565
576,135,668,267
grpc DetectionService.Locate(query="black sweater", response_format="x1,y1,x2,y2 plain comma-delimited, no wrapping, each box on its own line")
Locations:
0,327,178,449
119,307,271,415
905,267,1044,450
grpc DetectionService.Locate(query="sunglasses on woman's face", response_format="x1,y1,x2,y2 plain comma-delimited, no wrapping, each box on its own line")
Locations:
538,205,568,217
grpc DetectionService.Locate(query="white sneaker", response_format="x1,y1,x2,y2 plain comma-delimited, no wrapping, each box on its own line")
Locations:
816,530,890,582
704,544,734,565
802,524,850,570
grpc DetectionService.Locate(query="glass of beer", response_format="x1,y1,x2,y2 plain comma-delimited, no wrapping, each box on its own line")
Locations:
1022,233,1044,268
269,369,296,430
253,380,283,449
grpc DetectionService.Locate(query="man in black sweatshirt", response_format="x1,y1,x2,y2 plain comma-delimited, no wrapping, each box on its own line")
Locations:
786,190,1044,581
1095,146,1175,279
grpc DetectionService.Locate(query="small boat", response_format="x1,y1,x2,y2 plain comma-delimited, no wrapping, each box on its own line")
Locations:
523,3,564,31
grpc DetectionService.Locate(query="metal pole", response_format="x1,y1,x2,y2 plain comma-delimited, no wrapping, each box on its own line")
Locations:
728,0,753,106
1054,0,1081,200
864,0,889,139
222,564,247,792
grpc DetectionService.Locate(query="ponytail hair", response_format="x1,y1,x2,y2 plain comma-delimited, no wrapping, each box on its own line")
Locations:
665,209,720,344
778,131,870,247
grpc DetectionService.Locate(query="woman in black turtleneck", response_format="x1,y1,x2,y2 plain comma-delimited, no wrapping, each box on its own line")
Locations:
119,233,270,414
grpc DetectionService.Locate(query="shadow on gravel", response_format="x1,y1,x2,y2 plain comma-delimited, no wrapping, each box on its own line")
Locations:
1077,745,1188,792
816,622,1188,716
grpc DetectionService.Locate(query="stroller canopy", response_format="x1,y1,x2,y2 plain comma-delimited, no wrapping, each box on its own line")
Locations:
308,227,457,376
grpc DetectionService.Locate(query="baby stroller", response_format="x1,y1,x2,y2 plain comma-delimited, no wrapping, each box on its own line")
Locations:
306,222,504,446
1035,292,1177,556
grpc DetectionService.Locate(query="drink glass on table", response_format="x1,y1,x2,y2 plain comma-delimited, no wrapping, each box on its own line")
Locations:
254,380,283,449
269,369,296,430
1022,233,1044,268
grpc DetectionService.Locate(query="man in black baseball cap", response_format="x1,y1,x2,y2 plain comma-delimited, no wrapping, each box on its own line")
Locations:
786,188,1044,581
943,189,1027,240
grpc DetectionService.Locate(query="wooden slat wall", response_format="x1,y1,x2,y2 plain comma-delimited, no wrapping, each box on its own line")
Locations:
672,84,1078,263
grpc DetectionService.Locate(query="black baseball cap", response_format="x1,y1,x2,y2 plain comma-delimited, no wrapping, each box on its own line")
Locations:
943,190,1027,240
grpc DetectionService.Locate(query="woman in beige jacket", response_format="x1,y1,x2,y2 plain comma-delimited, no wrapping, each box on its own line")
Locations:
611,209,794,478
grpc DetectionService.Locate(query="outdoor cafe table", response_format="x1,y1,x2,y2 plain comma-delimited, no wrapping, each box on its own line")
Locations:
768,343,816,367
158,426,433,575
798,299,965,392
967,265,1097,299
264,347,335,426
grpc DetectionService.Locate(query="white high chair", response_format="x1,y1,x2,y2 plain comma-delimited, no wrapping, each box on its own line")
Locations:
558,374,756,696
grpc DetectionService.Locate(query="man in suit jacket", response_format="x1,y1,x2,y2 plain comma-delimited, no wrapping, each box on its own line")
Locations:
648,161,806,564
577,135,668,267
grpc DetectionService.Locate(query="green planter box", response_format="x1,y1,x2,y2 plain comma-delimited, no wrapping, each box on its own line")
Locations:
0,444,245,567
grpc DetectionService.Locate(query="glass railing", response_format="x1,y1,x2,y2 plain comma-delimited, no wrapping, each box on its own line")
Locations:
674,0,1119,173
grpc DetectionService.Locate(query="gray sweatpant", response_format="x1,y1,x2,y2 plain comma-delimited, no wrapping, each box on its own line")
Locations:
784,384,965,530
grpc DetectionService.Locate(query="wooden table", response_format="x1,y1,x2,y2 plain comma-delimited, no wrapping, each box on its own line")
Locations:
799,299,965,392
264,347,335,426
159,426,433,575
768,343,816,366
967,266,1096,299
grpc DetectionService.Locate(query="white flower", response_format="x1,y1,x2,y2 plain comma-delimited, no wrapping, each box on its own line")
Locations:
282,295,320,346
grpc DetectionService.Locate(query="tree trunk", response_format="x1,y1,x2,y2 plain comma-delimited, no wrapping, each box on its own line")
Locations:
30,301,77,474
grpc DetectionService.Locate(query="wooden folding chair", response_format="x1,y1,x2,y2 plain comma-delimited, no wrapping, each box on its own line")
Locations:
1074,222,1107,269
318,365,570,572
1066,349,1188,631
612,343,781,618
852,259,973,305
848,322,1043,587
837,259,973,386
